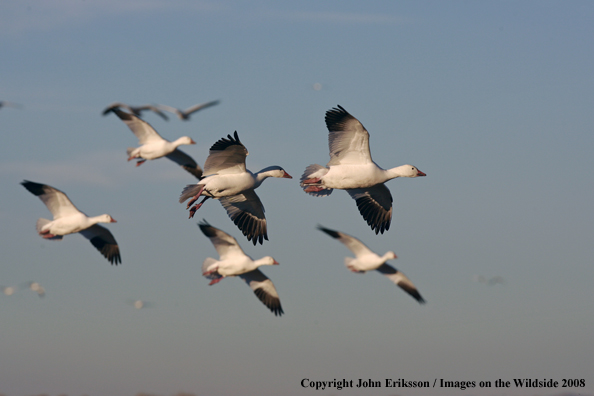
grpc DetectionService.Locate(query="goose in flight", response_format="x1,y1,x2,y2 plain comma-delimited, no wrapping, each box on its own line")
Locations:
157,100,220,121
21,181,121,265
198,220,283,316
110,109,202,178
103,102,169,120
179,131,292,245
317,225,425,304
301,105,426,234
0,101,23,110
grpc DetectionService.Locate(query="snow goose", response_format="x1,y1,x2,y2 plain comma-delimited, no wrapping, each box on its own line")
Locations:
157,100,220,121
103,102,169,120
21,181,121,265
179,131,292,245
110,109,203,179
0,101,23,110
318,225,425,304
198,220,283,316
301,105,426,234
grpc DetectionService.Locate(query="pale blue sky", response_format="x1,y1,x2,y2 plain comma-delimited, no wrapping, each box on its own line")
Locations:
1,1,593,396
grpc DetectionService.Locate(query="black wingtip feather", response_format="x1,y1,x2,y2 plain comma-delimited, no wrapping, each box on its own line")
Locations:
209,131,243,151
21,180,46,196
317,225,341,239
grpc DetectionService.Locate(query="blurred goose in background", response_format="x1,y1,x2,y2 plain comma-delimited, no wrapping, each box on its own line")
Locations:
0,101,23,110
301,105,426,234
21,181,121,265
317,225,425,304
198,220,283,316
103,102,169,120
110,109,202,179
24,281,46,298
157,100,220,120
179,131,292,245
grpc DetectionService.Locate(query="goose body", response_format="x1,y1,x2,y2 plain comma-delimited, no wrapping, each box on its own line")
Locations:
199,221,283,316
179,131,291,245
301,105,425,234
21,181,121,265
111,109,202,178
318,225,425,304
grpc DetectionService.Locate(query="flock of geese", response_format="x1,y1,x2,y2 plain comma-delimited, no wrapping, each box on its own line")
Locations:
15,100,428,316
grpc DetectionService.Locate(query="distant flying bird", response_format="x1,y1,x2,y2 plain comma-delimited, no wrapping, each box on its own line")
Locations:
301,105,426,234
126,299,155,309
1,286,17,296
102,102,169,120
157,100,220,121
110,109,203,179
198,220,283,316
24,281,46,298
179,131,292,245
317,225,425,304
0,101,23,110
474,275,505,286
21,180,121,265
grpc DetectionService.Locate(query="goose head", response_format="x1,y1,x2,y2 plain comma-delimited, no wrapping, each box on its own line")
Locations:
257,256,280,267
395,165,426,178
97,214,117,224
257,166,293,179
174,136,196,146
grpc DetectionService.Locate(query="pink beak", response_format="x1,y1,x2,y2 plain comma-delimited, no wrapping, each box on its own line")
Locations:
273,260,280,265
190,139,197,144
283,172,293,179
417,170,426,177
110,218,117,223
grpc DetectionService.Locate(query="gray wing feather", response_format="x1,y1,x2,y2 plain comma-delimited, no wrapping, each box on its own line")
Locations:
79,225,121,265
165,149,203,179
376,264,425,304
239,269,283,316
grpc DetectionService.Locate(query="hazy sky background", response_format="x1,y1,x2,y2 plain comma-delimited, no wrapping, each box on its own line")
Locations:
1,1,593,396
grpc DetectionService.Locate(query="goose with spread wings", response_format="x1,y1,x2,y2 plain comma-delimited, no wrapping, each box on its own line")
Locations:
21,181,121,265
198,220,283,316
301,105,426,234
157,100,220,121
102,102,169,120
317,225,425,304
110,109,202,178
179,131,292,245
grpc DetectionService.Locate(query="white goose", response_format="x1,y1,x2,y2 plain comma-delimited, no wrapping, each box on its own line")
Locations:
102,102,169,120
179,131,292,245
301,105,426,234
318,225,425,304
110,109,203,178
199,220,283,316
157,100,220,121
21,181,121,265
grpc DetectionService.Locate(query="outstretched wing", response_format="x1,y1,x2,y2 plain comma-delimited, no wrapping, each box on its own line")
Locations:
21,180,82,219
198,220,245,259
165,149,203,179
316,225,375,258
203,131,248,175
376,263,425,304
325,105,372,166
111,109,164,144
219,190,267,245
184,100,220,116
346,184,393,234
79,225,121,265
239,269,283,316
